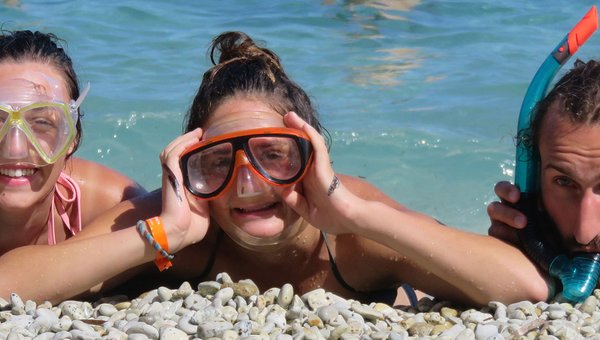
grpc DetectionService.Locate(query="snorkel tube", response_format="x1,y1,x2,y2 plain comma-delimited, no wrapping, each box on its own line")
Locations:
516,6,599,303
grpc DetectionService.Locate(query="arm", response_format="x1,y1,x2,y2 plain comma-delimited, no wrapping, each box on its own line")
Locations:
282,112,550,305
0,131,209,304
66,157,147,226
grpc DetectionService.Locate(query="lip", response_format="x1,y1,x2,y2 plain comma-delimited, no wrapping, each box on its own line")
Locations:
0,165,39,186
232,201,280,219
571,246,600,254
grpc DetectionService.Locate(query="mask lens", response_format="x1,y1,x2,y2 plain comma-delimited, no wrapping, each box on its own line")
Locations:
186,142,233,196
21,104,71,160
248,136,303,182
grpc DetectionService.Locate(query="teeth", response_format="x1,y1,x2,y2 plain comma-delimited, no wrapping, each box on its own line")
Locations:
0,168,35,177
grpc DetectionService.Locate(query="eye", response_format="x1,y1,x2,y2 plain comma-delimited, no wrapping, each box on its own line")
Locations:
554,176,575,188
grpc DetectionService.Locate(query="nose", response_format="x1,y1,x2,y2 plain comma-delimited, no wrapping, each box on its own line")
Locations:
573,189,600,246
1,126,30,160
234,150,269,198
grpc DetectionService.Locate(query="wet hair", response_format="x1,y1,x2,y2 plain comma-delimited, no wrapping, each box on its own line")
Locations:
520,59,600,154
0,30,82,156
184,31,330,146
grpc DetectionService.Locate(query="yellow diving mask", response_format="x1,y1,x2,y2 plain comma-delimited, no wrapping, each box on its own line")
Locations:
0,77,90,166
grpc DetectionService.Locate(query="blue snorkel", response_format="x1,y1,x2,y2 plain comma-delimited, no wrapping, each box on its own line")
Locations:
516,6,599,303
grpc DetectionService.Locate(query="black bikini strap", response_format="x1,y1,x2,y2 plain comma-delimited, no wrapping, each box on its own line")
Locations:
322,231,361,293
322,231,419,308
194,228,224,282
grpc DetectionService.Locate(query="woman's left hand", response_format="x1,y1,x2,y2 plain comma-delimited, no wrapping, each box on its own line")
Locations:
281,112,361,235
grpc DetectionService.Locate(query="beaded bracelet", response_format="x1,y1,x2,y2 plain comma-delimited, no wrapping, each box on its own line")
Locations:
136,218,174,271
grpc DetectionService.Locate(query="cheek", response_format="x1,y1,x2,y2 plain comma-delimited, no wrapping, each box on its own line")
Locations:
541,186,573,238
208,196,232,221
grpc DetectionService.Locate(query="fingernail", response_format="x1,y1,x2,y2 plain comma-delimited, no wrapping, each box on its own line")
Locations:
515,215,527,228
509,191,519,202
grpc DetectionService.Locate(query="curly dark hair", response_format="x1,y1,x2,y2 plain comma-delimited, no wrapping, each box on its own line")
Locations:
518,59,600,155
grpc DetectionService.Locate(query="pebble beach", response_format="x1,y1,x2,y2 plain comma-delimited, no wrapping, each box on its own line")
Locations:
1,273,600,339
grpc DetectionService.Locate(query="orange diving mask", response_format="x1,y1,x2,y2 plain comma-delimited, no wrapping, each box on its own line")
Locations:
180,127,313,199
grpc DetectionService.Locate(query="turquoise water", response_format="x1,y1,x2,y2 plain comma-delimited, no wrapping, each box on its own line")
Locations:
2,1,600,233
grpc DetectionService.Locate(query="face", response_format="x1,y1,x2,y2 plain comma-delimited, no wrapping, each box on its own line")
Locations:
201,96,305,251
539,104,600,253
0,61,70,210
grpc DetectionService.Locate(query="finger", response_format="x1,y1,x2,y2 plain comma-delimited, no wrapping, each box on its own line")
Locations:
487,201,527,229
284,112,334,194
160,128,203,161
488,222,520,245
284,112,329,163
494,181,520,204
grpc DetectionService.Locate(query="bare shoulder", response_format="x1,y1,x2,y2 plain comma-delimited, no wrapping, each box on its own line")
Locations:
337,174,409,212
64,157,147,224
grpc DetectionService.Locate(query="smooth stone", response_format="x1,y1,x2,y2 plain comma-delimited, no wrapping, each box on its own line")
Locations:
351,301,383,321
214,287,234,305
124,321,159,339
216,272,233,284
173,281,194,299
97,303,118,317
24,300,36,315
223,282,260,299
177,313,197,335
302,289,329,310
10,293,25,315
580,295,598,315
69,329,100,340
50,316,72,332
488,301,507,320
277,284,294,309
197,320,234,338
475,323,500,340
159,326,188,340
441,307,459,319
0,297,8,309
407,322,433,337
34,308,59,332
317,305,339,324
71,320,96,333
157,287,173,302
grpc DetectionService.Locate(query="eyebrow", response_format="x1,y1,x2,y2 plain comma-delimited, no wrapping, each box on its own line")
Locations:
544,162,600,183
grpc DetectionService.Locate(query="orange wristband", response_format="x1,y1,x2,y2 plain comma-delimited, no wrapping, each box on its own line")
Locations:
146,216,173,271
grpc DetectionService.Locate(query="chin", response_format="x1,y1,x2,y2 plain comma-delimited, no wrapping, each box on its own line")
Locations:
221,218,308,253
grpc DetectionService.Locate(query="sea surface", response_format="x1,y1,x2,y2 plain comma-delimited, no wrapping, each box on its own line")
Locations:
3,0,600,233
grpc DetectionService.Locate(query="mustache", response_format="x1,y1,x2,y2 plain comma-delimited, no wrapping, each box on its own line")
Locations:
564,236,600,253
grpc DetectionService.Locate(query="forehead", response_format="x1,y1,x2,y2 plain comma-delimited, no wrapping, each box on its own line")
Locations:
0,61,68,103
203,97,284,138
538,108,600,160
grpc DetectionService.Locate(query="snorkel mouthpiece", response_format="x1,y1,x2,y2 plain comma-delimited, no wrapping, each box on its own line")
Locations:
550,253,600,302
515,6,599,303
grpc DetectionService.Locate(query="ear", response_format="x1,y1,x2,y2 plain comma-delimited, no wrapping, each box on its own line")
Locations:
67,138,77,156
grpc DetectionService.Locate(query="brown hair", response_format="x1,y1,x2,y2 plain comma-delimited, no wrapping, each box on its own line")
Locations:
0,30,82,156
184,31,329,146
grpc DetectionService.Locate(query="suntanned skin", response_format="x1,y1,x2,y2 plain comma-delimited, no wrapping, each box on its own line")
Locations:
488,102,600,299
0,104,548,307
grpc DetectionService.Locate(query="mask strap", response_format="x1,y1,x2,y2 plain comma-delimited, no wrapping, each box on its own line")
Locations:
70,82,91,113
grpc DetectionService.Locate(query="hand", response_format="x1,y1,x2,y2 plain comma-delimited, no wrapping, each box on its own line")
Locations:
487,181,527,244
159,128,210,252
280,112,359,235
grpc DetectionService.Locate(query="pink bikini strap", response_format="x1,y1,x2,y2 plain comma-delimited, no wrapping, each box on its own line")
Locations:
47,172,82,245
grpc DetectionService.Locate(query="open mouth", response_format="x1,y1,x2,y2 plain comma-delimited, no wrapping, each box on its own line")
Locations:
0,168,37,178
234,201,279,214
